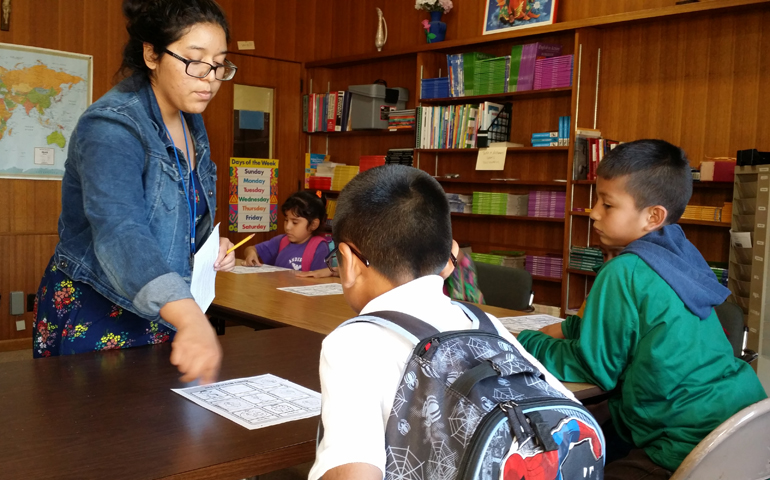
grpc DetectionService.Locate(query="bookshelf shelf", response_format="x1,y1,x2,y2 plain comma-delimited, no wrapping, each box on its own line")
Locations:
679,219,731,228
533,275,563,283
452,213,565,223
436,178,568,186
306,129,414,136
570,210,730,228
419,87,573,105
567,268,598,277
305,0,767,68
416,147,569,153
571,180,733,189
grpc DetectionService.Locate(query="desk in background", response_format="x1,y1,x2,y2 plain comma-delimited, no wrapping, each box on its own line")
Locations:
0,327,321,480
210,271,603,401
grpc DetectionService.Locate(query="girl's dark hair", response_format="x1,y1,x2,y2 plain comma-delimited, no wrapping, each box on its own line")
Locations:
116,0,230,81
282,191,328,235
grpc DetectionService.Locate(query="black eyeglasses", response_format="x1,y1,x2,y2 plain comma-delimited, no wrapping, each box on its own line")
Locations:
325,243,370,272
163,49,237,81
450,253,458,268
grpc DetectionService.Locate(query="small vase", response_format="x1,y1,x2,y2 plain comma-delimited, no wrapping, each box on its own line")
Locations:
428,11,446,43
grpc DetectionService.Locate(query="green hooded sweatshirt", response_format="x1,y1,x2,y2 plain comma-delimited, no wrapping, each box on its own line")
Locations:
518,254,767,471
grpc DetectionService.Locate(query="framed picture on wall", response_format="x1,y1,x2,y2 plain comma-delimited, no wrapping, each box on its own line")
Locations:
483,0,558,35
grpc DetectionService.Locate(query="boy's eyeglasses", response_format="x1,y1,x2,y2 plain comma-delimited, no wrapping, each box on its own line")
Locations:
325,244,370,272
450,253,458,268
163,49,237,81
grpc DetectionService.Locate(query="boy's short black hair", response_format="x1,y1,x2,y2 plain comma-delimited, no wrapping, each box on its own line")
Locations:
596,139,692,224
282,191,327,233
333,165,452,283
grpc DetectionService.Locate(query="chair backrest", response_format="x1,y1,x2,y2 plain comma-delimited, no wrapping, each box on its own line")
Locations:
714,301,745,357
670,398,770,480
474,262,533,311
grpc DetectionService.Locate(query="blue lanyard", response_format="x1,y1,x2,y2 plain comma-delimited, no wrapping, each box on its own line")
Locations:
163,112,197,255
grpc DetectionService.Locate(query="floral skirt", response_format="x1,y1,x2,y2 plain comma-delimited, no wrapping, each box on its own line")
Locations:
33,257,175,358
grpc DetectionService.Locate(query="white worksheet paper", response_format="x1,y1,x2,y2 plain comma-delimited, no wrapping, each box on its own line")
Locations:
231,265,291,274
277,283,344,296
498,314,564,334
172,374,321,430
190,222,220,313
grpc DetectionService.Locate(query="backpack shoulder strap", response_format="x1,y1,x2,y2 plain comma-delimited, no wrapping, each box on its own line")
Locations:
300,236,327,272
452,301,499,334
339,311,440,346
278,234,290,253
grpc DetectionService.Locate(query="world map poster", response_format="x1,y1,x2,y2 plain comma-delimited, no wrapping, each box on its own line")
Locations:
0,43,92,180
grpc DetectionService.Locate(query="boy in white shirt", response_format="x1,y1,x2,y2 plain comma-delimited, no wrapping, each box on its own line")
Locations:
309,165,574,480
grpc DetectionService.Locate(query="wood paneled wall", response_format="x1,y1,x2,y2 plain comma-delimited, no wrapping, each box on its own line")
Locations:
223,0,678,63
0,0,127,348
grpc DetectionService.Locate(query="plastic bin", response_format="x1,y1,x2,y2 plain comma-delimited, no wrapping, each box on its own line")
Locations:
349,84,409,130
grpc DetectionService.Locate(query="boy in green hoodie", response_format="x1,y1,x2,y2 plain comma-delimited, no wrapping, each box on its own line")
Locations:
518,139,766,479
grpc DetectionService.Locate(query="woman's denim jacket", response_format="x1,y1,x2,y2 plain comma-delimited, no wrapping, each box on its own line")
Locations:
53,75,216,325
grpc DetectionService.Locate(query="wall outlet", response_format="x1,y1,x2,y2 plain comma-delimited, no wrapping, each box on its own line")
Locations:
10,291,24,316
15,320,25,331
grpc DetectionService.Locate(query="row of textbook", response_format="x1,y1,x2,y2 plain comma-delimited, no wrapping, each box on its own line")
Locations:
531,116,571,147
441,43,571,98
303,92,352,133
571,128,621,180
415,102,510,149
445,191,565,219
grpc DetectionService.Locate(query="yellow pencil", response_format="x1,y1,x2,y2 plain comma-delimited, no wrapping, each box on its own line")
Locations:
226,234,255,255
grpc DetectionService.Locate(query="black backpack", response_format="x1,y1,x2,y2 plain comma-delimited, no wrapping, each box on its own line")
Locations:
338,302,605,480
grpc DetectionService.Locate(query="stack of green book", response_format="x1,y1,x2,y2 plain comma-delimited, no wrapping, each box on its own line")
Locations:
569,246,604,271
462,52,495,96
474,56,510,96
472,192,509,215
470,253,506,266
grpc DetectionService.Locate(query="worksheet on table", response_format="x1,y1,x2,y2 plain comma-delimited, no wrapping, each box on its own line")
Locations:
498,314,564,334
277,283,344,296
172,374,321,430
231,265,291,274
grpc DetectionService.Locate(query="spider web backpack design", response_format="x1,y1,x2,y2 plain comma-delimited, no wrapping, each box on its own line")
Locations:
343,302,605,480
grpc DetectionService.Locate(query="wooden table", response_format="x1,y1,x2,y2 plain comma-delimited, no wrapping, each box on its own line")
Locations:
212,270,528,335
210,271,603,401
0,327,322,480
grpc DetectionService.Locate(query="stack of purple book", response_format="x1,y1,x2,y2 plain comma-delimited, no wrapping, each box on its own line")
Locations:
534,54,574,90
527,191,566,218
526,255,563,279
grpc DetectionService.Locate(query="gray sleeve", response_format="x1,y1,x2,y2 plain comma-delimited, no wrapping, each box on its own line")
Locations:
134,272,193,329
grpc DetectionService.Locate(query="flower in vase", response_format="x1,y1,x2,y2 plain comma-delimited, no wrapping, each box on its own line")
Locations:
421,19,437,43
415,0,453,14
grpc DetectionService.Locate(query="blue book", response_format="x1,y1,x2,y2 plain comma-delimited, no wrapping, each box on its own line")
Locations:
532,131,558,139
532,140,559,147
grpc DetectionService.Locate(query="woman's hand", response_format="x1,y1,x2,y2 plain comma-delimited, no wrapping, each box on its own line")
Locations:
243,246,262,266
161,298,222,384
215,237,236,272
295,268,337,278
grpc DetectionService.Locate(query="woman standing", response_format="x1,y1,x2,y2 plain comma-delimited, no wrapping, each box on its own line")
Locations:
33,0,236,384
